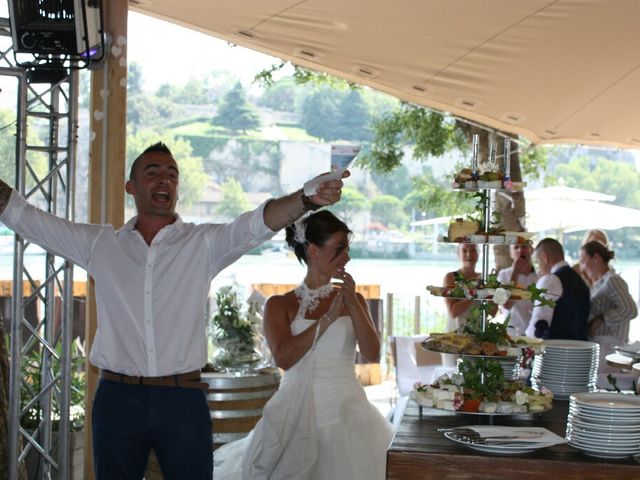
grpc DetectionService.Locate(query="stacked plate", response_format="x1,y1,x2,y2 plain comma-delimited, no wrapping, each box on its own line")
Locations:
497,356,520,380
566,392,640,459
531,339,599,399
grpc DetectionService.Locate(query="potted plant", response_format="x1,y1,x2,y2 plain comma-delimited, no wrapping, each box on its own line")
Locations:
18,338,86,479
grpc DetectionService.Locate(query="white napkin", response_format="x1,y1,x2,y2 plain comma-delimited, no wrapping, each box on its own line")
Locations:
303,172,342,196
469,426,567,445
303,144,360,195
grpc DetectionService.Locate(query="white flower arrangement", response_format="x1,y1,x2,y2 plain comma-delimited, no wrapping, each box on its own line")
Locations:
492,287,511,306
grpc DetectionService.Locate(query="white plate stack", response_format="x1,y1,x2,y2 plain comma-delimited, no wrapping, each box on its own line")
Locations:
498,356,521,380
531,339,599,399
566,392,640,459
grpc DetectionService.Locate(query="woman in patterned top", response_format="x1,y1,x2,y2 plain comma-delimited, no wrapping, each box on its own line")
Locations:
579,241,638,371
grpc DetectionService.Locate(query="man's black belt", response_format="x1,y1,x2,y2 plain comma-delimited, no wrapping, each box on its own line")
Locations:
101,369,208,390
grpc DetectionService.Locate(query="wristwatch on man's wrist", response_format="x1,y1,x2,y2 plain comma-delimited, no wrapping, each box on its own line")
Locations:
301,190,322,211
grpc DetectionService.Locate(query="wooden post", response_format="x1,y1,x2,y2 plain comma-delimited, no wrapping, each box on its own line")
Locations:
414,296,421,334
386,293,394,376
84,1,128,478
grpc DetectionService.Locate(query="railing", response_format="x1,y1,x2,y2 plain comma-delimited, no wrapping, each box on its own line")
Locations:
382,293,448,377
250,284,449,381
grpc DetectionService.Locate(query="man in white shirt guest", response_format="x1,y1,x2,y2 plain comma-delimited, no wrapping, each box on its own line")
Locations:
0,142,347,480
526,238,590,340
497,244,538,336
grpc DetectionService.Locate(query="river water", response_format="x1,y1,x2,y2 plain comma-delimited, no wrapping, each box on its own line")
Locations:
3,251,640,341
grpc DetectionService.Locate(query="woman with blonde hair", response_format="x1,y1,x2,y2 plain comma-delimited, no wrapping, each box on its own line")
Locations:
443,243,481,333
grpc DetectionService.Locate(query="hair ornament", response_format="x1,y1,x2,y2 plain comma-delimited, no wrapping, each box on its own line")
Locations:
293,216,308,245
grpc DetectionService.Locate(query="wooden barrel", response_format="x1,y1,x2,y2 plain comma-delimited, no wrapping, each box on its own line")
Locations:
203,370,280,449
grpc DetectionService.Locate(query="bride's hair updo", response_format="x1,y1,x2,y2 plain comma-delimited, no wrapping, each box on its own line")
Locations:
285,210,351,264
581,240,615,264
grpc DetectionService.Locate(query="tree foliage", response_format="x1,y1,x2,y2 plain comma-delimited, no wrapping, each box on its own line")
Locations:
370,195,408,228
409,171,476,218
0,110,18,184
213,82,261,134
336,89,370,141
128,94,181,132
128,61,144,95
0,109,47,189
370,164,414,200
327,187,369,224
254,62,350,90
359,104,468,173
168,77,211,105
552,156,640,208
216,178,252,220
300,87,341,141
258,77,299,112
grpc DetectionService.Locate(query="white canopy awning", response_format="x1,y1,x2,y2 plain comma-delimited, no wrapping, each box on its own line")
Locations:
131,0,640,150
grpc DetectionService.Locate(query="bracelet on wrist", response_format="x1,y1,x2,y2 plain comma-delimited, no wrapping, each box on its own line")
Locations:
301,190,322,211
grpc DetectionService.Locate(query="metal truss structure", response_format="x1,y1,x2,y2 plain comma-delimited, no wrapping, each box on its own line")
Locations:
1,16,79,480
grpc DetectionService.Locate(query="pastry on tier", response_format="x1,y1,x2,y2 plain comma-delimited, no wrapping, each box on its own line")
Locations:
422,333,544,357
423,333,510,356
451,168,526,191
447,218,480,242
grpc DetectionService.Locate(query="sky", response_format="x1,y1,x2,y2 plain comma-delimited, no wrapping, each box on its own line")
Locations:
127,11,279,93
0,8,281,105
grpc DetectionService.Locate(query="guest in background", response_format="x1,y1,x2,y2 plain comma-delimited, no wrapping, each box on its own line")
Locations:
526,238,590,340
580,241,637,370
573,229,610,287
441,243,481,367
443,243,480,333
497,244,537,336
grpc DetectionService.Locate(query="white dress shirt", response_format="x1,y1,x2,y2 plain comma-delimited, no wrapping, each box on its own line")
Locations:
525,261,566,337
1,190,276,376
497,267,538,336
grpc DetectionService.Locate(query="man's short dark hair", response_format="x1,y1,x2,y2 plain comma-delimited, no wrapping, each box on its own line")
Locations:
535,237,564,259
129,142,174,180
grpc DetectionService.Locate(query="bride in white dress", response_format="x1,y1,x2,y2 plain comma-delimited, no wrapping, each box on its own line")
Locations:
214,210,393,479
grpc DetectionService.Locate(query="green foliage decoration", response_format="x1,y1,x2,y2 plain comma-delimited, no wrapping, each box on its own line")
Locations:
458,358,505,402
360,104,467,173
210,285,263,371
15,339,86,432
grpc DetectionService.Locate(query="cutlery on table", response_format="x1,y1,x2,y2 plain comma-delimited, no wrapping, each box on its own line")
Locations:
438,427,544,441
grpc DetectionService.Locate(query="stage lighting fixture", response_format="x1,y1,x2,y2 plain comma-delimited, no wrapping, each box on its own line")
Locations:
8,0,105,77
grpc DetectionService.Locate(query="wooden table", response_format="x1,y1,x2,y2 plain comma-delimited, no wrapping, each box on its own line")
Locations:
387,401,639,479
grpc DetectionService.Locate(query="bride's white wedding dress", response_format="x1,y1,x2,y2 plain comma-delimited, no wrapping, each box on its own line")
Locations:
213,315,394,479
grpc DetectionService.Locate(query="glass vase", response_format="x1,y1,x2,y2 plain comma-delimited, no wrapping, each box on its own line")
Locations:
212,336,263,373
